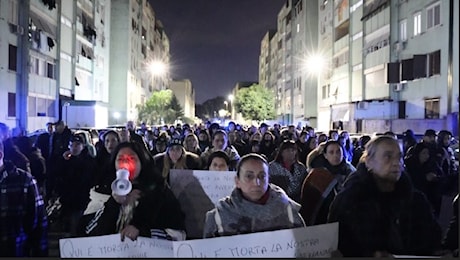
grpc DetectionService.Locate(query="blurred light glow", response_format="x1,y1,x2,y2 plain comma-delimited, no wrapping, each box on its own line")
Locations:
113,112,120,119
148,60,168,76
304,54,326,75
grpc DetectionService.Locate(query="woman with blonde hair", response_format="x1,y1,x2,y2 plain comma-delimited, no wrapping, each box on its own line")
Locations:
183,133,202,156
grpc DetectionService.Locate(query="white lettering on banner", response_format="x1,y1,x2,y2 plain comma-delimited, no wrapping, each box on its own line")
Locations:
59,223,338,258
169,169,236,238
172,223,338,258
59,234,173,258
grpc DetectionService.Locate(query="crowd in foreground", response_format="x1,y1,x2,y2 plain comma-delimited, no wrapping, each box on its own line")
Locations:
0,120,458,257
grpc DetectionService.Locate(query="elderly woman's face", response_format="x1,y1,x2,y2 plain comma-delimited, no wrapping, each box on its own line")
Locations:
366,140,403,183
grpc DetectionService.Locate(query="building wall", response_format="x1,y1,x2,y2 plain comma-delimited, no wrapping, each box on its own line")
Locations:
263,0,458,134
169,79,195,120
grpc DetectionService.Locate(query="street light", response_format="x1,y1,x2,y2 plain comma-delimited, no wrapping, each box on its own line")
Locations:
148,60,168,76
63,102,70,125
228,94,234,119
113,112,120,125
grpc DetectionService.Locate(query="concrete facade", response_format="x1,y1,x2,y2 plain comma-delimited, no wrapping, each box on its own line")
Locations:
169,79,196,121
261,0,459,135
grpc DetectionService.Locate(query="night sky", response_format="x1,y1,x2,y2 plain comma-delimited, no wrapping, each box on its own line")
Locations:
148,0,286,104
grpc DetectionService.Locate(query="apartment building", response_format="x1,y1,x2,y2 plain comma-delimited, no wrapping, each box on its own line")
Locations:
108,0,170,125
261,0,458,134
169,79,196,121
0,0,170,132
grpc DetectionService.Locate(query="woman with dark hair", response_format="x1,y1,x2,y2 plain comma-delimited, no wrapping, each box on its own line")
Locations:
203,153,305,238
84,142,186,241
268,140,308,203
259,131,277,161
207,150,230,171
81,130,121,220
404,142,443,217
200,130,241,170
300,140,356,225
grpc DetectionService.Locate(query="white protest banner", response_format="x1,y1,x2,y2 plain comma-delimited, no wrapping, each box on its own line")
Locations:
169,169,235,238
173,222,339,258
59,223,338,258
59,234,173,258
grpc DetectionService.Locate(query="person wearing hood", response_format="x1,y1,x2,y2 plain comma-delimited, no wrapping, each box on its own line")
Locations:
203,153,305,238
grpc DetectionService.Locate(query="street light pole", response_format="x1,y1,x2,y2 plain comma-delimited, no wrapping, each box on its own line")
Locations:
228,94,234,120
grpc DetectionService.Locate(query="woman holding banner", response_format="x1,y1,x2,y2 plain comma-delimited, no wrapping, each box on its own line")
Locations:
84,142,186,241
203,153,305,238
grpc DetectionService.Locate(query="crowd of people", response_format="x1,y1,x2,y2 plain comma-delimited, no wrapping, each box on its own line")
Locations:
0,119,458,257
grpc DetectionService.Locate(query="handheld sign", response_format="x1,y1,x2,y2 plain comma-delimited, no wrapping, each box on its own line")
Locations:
59,234,173,258
59,223,338,258
169,169,235,238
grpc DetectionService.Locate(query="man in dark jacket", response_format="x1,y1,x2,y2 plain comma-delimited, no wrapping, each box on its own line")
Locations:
34,122,54,161
56,134,96,237
0,139,48,256
47,120,72,199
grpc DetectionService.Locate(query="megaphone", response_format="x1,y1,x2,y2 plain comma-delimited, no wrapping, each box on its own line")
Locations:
111,169,132,196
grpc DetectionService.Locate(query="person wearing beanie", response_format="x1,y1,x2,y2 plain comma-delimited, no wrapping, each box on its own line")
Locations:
152,138,201,184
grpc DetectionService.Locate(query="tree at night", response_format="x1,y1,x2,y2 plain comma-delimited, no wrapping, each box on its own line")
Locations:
235,84,275,122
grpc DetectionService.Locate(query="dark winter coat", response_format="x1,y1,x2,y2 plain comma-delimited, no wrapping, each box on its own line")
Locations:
56,153,96,211
328,166,442,257
84,182,185,238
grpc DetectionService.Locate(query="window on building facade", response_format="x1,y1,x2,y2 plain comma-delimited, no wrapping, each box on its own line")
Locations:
413,12,421,36
28,96,37,117
413,55,427,79
400,19,407,41
401,58,414,81
425,98,440,119
428,50,441,76
427,2,441,29
8,44,17,71
47,62,55,79
8,0,18,24
8,92,16,117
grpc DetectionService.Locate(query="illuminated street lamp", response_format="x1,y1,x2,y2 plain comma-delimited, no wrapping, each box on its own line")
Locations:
228,94,234,119
303,54,325,77
113,111,120,124
148,60,168,76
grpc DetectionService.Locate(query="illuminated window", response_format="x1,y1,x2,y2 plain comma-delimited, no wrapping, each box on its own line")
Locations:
425,98,440,119
413,12,421,36
427,2,441,29
400,19,407,41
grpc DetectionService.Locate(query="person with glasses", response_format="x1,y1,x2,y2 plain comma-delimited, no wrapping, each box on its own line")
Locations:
202,153,305,238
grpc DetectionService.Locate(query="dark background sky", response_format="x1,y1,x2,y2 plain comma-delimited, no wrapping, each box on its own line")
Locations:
148,0,285,104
